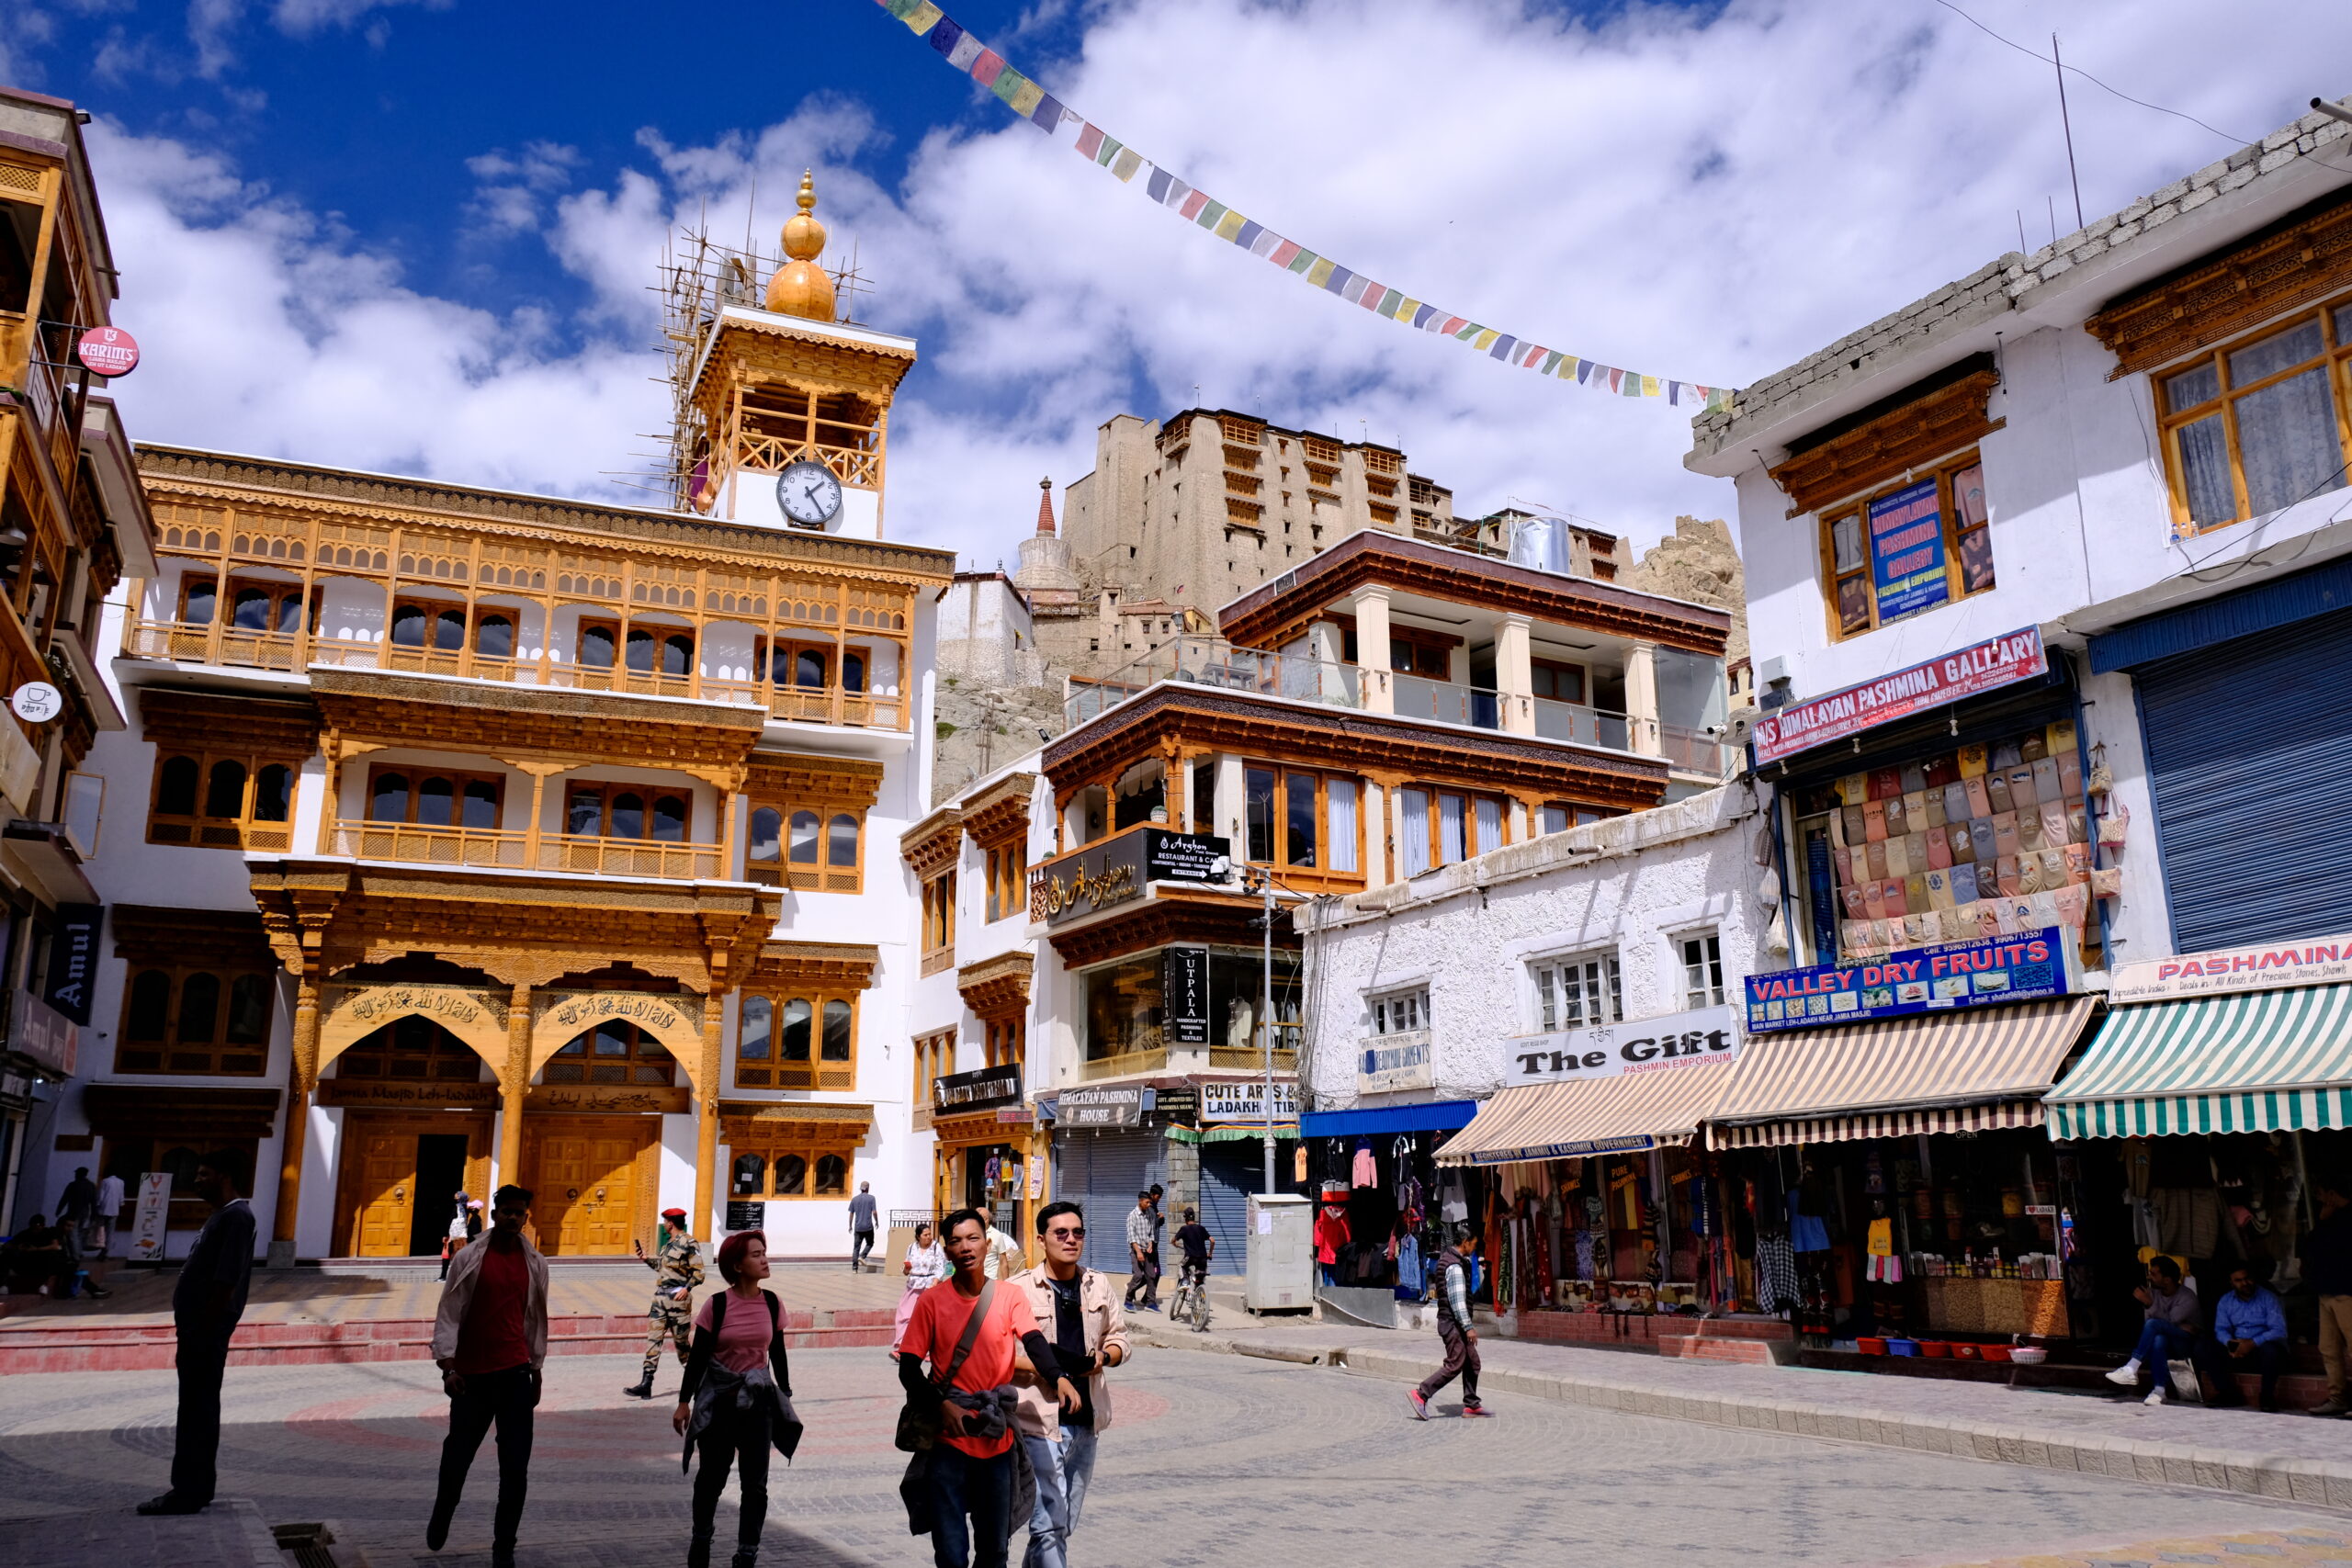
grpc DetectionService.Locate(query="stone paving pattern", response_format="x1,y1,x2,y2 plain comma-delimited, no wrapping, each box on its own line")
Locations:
1,1348,2343,1568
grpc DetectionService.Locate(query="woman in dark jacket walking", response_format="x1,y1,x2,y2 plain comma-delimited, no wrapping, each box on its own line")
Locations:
673,1229,798,1568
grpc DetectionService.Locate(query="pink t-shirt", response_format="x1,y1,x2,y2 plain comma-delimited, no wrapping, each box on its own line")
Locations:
693,1290,775,1375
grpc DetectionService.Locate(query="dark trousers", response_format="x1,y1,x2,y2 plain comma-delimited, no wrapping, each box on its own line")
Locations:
1124,1253,1159,1307
2198,1337,2289,1406
1416,1317,1482,1409
170,1328,232,1505
435,1365,536,1550
853,1229,876,1268
692,1403,772,1556
926,1444,1014,1568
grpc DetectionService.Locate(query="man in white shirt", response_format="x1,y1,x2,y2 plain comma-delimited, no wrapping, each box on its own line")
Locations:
983,1218,1025,1280
92,1170,126,1254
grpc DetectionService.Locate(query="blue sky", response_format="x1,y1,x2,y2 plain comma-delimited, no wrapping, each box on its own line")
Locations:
4,1,2346,570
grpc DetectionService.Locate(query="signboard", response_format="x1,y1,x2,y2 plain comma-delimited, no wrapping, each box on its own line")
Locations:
2111,932,2352,1003
1055,1085,1144,1128
525,1084,690,1115
318,1079,500,1110
1359,1031,1435,1094
1162,945,1210,1044
933,1063,1023,1115
1201,1079,1299,1123
1751,627,2048,764
725,1201,767,1234
130,1171,172,1259
75,326,140,378
1744,927,2069,1032
1029,828,1229,925
1867,479,1951,625
1504,1004,1740,1085
14,995,76,1077
42,903,101,1026
9,682,62,725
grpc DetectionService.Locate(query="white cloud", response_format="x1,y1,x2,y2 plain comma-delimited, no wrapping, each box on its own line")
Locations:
463,141,584,240
80,0,2352,579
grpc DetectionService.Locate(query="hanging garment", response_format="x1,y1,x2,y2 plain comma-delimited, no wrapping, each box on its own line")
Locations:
1787,1190,1831,1255
2150,1187,2221,1258
1864,1252,1905,1284
1754,1233,1801,1314
1441,1175,1470,1224
1351,1144,1378,1189
1573,1229,1598,1281
1396,1174,1425,1218
1294,1143,1308,1184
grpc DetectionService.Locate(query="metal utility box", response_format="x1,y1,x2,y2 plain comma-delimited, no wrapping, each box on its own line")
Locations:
1245,1193,1314,1313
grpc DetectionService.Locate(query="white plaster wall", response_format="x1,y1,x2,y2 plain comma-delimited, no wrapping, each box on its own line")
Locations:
1305,784,1765,1111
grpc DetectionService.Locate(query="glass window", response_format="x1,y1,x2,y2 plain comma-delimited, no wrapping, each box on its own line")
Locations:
158,756,199,817
795,649,827,688
781,998,812,1061
625,626,655,673
1533,953,1621,1032
178,971,221,1043
1372,988,1427,1035
609,793,645,839
433,607,465,651
476,615,514,659
739,996,773,1059
2234,365,2341,514
577,623,616,669
390,602,427,648
1541,804,1569,835
828,813,858,867
594,1021,630,1055
842,651,866,692
789,810,820,863
232,587,271,631
774,1155,808,1196
183,578,217,625
1473,796,1502,857
1400,789,1430,875
731,1154,766,1196
225,974,273,1044
462,779,499,829
1244,767,1275,863
1285,772,1317,867
814,1155,848,1195
1682,933,1726,1009
1327,778,1358,874
821,998,853,1062
1437,792,1464,864
750,807,782,864
662,633,693,678
650,795,688,842
254,764,294,823
417,775,455,827
204,760,246,819
566,787,602,836
127,969,170,1040
2158,308,2352,536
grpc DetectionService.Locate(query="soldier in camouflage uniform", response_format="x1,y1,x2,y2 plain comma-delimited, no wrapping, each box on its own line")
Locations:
622,1206,704,1399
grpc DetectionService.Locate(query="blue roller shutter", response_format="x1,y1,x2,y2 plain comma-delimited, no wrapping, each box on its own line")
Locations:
1196,1141,1261,1276
2132,604,2352,951
1055,1129,1160,1275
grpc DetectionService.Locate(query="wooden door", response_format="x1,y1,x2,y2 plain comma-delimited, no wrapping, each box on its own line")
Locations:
350,1123,420,1257
524,1117,649,1256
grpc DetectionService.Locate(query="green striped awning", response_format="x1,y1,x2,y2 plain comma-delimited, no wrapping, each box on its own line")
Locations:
2045,984,2352,1139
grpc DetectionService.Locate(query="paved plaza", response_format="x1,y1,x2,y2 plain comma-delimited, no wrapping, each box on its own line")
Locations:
0,1343,2343,1568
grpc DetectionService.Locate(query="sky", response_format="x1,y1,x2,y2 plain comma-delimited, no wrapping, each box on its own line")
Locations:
5,0,2349,571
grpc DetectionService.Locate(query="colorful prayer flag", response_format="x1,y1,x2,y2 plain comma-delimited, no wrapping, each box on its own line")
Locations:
970,48,1005,85
944,30,981,70
903,0,944,31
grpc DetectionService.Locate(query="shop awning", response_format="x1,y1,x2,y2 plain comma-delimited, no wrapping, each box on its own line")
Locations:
1434,1058,1734,1167
2046,985,2352,1138
1707,996,2099,1149
1299,1100,1478,1139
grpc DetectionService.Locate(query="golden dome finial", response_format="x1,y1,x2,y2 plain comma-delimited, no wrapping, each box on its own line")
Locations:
766,167,837,321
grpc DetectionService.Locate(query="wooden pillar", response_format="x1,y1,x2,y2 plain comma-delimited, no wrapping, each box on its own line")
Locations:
718,784,740,882
694,987,726,1235
270,974,322,1263
513,761,565,871
502,986,533,1191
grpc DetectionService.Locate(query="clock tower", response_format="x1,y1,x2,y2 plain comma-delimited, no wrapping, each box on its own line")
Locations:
675,171,914,539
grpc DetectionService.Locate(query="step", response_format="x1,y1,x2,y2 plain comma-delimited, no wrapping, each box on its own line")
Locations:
1658,1335,1790,1365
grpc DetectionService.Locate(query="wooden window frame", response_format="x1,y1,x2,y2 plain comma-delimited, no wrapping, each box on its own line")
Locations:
2154,296,2352,538
734,989,859,1090
561,781,695,842
1369,987,1428,1037
911,1027,956,1128
148,749,301,852
729,1145,856,1201
752,636,868,695
575,615,622,671
1537,801,1618,836
1386,628,1457,679
1530,657,1587,705
747,796,865,893
336,1013,487,1084
983,839,1027,923
542,1018,677,1087
1818,450,1994,643
363,763,507,829
1398,784,1509,872
114,964,275,1076
1532,950,1622,1032
921,871,957,976
984,1013,1023,1073
387,594,477,654
1241,762,1364,881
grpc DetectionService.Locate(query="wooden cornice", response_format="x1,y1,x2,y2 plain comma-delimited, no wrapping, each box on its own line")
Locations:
899,805,964,878
309,669,764,779
137,686,322,757
1046,888,1287,969
718,1098,875,1146
1217,530,1730,656
2086,184,2352,381
1767,359,2003,516
956,949,1034,1017
744,750,887,809
959,772,1037,849
748,940,880,989
112,903,276,970
1044,683,1668,813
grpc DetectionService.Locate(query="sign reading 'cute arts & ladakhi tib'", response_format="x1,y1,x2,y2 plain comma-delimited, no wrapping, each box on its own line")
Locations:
1745,928,2069,1032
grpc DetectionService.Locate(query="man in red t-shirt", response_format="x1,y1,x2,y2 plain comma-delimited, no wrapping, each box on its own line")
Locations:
426,1184,548,1568
899,1209,1079,1568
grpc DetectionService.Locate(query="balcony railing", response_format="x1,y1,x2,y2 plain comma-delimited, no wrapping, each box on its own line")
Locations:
1532,695,1631,750
1660,724,1733,778
1393,671,1505,728
329,821,724,880
1080,1047,1170,1081
1206,1045,1299,1072
1065,636,1362,728
127,620,906,729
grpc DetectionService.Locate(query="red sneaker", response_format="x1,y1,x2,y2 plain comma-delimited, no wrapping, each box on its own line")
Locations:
1406,1391,1430,1421
1461,1404,1495,1418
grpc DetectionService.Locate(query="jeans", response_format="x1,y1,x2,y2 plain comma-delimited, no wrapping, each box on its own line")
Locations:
1124,1255,1159,1308
1019,1426,1099,1568
926,1443,1014,1568
2200,1337,2288,1406
2130,1317,2196,1392
170,1327,232,1505
692,1401,772,1557
1415,1317,1481,1409
435,1364,537,1551
853,1230,876,1269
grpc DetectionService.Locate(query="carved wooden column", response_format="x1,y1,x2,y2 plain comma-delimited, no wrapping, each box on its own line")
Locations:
502,986,533,1190
694,987,727,1235
270,973,322,1266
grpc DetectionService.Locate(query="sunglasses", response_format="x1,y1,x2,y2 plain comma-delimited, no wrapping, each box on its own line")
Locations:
1046,1226,1085,1240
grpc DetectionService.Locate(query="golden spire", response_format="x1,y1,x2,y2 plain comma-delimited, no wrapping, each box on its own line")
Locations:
765,169,837,321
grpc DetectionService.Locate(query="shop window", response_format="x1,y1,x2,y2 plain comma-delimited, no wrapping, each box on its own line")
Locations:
544,1020,674,1086
149,750,300,851
1820,452,1996,640
1370,987,1428,1037
1245,764,1360,875
1079,947,1300,1059
1681,932,1726,1009
338,1014,484,1081
731,1145,854,1200
922,871,956,972
1397,785,1504,874
736,990,857,1089
114,965,275,1075
102,1137,258,1231
1532,952,1620,1032
984,837,1027,922
564,784,691,842
365,766,503,830
2159,302,2352,536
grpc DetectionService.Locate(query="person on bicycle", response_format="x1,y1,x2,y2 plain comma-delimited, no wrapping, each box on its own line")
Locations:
1173,1207,1213,1298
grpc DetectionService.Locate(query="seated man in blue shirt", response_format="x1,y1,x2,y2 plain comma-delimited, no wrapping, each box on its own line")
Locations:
2203,1266,2290,1411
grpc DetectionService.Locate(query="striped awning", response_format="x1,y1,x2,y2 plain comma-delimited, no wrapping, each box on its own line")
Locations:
2046,984,2352,1139
1706,996,2100,1149
1435,1057,1736,1167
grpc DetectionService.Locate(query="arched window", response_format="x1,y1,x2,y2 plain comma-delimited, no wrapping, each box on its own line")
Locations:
650,795,688,842
566,786,603,836
827,813,859,868
780,998,812,1062
788,811,820,864
739,997,772,1060
476,614,514,659
625,626,656,673
662,633,693,678
545,1019,674,1085
390,602,427,648
177,972,221,1043
182,578,218,625
340,1014,478,1081
731,1154,766,1196
226,974,272,1045
820,998,853,1063
577,622,616,669
372,772,412,822
749,808,782,863
157,756,199,817
610,793,645,839
794,649,827,689
254,764,293,823
814,1155,849,1195
462,779,499,829
203,760,247,819
773,1154,808,1197
232,586,273,631
842,651,866,693
432,606,466,650
417,776,456,827
127,969,171,1041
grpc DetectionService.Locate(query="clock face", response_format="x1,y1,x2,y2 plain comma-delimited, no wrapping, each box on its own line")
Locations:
776,460,843,527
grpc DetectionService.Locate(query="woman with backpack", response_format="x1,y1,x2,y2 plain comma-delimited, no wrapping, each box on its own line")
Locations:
673,1230,800,1568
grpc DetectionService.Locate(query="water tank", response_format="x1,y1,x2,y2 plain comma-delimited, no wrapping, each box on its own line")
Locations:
1506,513,1572,575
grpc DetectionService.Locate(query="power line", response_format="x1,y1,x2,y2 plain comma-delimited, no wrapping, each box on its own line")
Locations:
1926,0,2258,147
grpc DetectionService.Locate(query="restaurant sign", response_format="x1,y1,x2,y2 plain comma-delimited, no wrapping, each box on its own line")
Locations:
2111,932,2352,1003
1751,627,2046,764
933,1063,1023,1115
1504,1004,1740,1085
1744,928,2068,1032
1029,828,1229,925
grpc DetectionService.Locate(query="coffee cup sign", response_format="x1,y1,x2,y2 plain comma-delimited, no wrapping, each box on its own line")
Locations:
10,682,62,725
75,326,140,378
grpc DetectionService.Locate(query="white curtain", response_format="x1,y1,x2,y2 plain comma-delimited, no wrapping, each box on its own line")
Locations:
1475,796,1502,857
1401,788,1430,875
1327,777,1359,873
1439,792,1465,864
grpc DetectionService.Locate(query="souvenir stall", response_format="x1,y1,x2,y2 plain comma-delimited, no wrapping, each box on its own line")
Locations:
1299,1101,1483,1303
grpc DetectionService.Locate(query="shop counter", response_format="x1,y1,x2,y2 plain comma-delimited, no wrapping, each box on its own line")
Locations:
1915,1276,2066,1337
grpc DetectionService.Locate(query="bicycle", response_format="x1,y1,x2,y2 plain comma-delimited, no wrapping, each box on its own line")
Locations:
1170,1262,1212,1333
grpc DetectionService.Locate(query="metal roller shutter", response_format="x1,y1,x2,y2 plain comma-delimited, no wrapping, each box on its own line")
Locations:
1197,1141,1264,1276
2133,604,2352,951
1056,1130,1161,1275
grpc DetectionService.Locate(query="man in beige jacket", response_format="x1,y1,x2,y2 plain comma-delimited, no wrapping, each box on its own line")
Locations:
427,1184,550,1567
1008,1201,1130,1568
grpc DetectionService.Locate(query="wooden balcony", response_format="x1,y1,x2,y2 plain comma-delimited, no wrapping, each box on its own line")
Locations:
1080,1048,1169,1081
327,821,725,881
1207,1046,1298,1072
